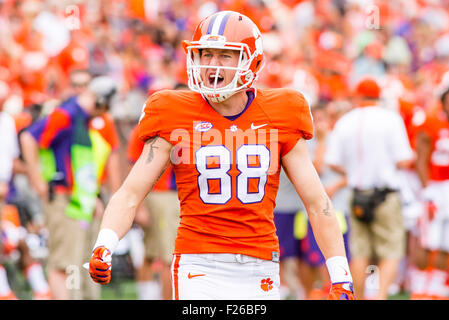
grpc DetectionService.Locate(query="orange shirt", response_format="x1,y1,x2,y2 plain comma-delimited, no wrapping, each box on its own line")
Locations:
138,88,313,260
418,106,449,182
398,98,423,150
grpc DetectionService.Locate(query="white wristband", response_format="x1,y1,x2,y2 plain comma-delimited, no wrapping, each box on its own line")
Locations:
93,229,119,254
325,256,353,284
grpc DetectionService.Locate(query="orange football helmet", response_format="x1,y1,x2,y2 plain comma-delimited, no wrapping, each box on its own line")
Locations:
183,11,265,103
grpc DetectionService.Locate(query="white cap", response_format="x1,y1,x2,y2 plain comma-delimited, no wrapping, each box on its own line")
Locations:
88,76,117,100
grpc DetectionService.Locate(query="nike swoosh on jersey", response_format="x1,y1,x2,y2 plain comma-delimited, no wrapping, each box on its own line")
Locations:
250,123,268,130
188,272,206,279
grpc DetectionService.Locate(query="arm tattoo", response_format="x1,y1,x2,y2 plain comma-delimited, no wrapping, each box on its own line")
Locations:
322,196,332,216
149,167,167,191
145,136,159,164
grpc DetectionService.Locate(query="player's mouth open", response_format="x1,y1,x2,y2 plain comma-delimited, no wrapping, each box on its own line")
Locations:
206,74,225,88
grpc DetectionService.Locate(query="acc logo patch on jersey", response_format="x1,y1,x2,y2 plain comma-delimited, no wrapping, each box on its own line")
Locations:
194,121,213,132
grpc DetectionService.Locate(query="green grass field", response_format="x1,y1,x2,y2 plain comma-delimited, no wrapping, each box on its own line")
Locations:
100,279,411,300
101,279,138,300
4,260,411,300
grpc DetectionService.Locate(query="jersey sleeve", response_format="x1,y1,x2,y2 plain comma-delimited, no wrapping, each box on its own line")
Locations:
127,125,144,163
279,90,314,157
137,91,174,145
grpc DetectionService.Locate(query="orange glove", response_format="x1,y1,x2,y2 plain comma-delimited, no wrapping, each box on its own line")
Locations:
89,246,112,285
328,282,355,300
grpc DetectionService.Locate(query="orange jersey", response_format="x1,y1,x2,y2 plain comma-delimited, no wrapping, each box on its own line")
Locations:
138,88,313,260
127,124,176,191
127,125,143,163
419,107,449,181
398,98,426,151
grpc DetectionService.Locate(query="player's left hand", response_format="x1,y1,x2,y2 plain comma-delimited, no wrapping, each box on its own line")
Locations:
328,282,355,300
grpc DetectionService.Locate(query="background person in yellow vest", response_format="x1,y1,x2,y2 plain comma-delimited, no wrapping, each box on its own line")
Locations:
82,111,122,300
20,75,118,299
75,72,123,300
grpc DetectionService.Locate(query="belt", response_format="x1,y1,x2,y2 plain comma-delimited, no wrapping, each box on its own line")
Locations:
53,185,70,194
180,253,266,264
48,182,70,202
352,187,397,194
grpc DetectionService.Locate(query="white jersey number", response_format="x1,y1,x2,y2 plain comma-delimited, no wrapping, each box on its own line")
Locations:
195,145,270,204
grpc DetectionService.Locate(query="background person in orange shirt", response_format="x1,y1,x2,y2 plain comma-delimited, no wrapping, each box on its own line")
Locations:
411,77,449,299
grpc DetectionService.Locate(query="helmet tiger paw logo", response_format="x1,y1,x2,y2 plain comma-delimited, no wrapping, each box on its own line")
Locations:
260,278,273,292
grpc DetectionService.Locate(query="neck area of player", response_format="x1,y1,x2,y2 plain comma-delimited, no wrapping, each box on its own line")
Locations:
207,89,249,117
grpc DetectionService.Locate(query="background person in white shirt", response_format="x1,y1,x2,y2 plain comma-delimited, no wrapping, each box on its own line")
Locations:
0,88,20,212
0,83,21,299
325,77,414,299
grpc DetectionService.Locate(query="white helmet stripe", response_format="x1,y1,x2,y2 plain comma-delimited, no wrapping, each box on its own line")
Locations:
209,11,230,36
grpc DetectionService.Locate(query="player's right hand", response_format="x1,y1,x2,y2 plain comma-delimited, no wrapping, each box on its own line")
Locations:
89,246,112,285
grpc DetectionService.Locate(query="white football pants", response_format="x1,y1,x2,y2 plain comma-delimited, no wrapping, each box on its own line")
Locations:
171,253,280,300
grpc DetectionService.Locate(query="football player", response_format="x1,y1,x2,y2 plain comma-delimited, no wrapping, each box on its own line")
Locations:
89,11,354,300
411,74,449,299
